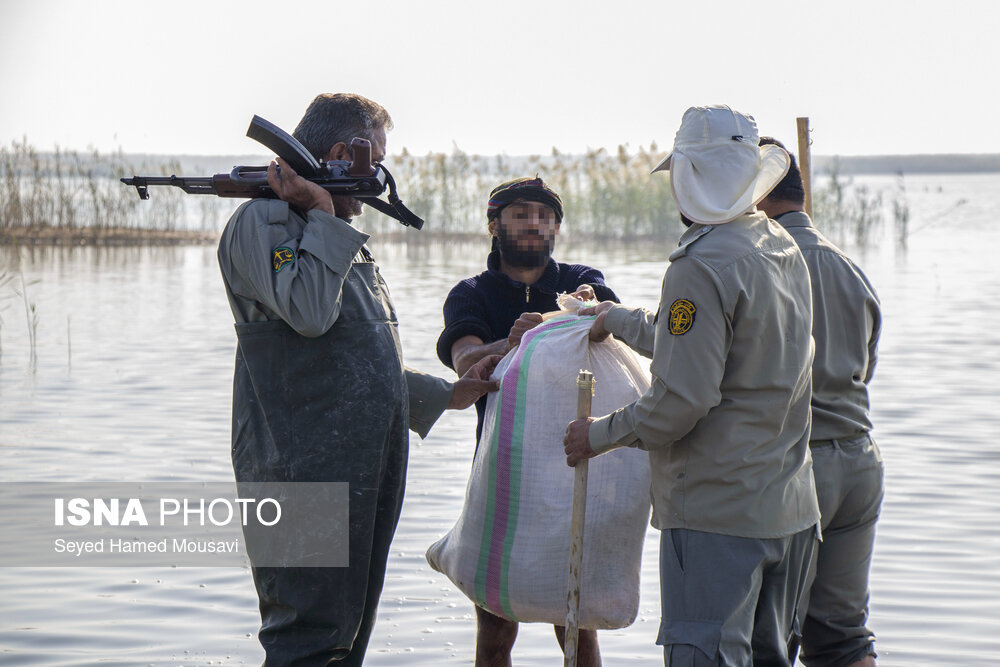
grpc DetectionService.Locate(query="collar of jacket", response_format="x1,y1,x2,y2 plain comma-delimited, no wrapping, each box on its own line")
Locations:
773,210,814,228
669,224,714,261
486,250,561,293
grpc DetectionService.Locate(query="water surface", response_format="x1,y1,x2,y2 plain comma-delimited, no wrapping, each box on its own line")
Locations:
1,173,999,665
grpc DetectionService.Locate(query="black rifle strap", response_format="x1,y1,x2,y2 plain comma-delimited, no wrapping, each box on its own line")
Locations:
362,196,424,230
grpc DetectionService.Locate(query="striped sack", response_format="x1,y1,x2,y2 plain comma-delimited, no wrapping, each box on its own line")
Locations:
426,314,651,628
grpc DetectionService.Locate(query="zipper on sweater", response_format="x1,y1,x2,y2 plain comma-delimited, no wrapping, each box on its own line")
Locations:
525,285,530,303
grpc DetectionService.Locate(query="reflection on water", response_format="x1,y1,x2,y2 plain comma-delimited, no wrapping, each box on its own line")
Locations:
1,174,999,665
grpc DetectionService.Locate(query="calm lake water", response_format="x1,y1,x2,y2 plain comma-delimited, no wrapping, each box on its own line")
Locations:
1,173,999,665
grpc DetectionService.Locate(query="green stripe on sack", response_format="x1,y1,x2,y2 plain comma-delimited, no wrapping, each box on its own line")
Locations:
497,327,541,618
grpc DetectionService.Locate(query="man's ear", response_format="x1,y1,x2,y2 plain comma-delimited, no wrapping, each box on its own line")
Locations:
325,142,351,162
487,219,498,237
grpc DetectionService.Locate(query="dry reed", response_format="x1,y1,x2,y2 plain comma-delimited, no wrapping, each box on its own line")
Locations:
2,140,899,246
1,141,187,243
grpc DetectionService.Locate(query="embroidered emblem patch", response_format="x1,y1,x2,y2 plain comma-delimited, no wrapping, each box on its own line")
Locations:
668,299,696,335
272,247,295,273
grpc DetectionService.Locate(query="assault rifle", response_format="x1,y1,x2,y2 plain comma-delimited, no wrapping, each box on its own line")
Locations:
121,115,424,230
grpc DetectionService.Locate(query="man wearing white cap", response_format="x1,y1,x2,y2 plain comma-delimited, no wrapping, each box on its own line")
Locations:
563,105,821,665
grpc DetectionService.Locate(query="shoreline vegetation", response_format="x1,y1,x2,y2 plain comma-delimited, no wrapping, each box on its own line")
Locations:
4,140,981,248
0,140,972,362
1,140,207,246
1,226,218,246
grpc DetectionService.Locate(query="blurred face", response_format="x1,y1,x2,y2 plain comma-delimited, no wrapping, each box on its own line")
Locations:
331,126,387,219
493,200,560,268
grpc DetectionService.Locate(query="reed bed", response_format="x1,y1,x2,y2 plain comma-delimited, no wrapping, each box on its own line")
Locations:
0,143,906,364
812,158,894,247
356,146,896,246
0,141,198,244
2,140,899,246
363,143,683,239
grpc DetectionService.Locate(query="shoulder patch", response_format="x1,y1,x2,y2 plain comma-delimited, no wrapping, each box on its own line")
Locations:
668,299,696,335
272,246,295,273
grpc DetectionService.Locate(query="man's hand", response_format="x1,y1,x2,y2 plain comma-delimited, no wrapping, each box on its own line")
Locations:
577,300,615,341
266,158,335,215
564,417,597,466
571,284,596,303
448,354,502,410
508,312,543,350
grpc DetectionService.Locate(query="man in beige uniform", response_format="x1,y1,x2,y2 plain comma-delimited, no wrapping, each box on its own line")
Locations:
758,137,883,667
564,106,820,666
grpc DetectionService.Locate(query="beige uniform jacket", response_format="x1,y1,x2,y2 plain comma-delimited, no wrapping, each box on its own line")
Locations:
777,211,881,441
589,212,820,539
217,199,453,437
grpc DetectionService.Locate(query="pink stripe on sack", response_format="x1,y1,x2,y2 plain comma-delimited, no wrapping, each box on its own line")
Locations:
482,317,577,614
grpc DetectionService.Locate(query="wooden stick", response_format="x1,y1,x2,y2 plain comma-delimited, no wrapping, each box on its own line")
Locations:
796,117,813,218
564,370,595,667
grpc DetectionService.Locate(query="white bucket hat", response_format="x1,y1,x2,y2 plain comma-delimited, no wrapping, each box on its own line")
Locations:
652,105,790,225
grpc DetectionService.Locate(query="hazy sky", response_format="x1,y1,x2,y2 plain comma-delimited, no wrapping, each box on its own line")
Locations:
2,0,997,158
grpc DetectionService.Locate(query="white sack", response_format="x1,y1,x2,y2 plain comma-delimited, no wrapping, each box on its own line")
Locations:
427,313,651,628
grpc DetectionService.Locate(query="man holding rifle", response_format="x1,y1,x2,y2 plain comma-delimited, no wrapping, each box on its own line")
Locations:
217,92,500,666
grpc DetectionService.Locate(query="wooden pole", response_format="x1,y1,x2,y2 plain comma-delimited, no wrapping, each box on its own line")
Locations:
796,117,813,218
564,370,595,667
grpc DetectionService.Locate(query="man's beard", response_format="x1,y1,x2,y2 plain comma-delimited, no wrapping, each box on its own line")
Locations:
332,195,364,220
498,226,553,268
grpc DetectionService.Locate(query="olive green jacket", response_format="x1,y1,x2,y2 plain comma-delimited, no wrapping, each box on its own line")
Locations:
589,212,820,539
217,198,452,437
777,211,880,441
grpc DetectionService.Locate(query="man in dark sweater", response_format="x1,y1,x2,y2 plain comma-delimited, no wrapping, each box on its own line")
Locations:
435,176,618,667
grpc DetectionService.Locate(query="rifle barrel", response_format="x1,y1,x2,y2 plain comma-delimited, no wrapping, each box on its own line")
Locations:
121,175,223,199
120,165,423,229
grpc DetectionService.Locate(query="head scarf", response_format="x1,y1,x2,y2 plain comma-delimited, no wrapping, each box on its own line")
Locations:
486,177,563,223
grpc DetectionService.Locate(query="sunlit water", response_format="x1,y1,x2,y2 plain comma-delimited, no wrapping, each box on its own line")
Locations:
1,173,999,665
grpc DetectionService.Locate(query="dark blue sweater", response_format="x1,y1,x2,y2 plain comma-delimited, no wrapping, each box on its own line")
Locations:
436,250,620,441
